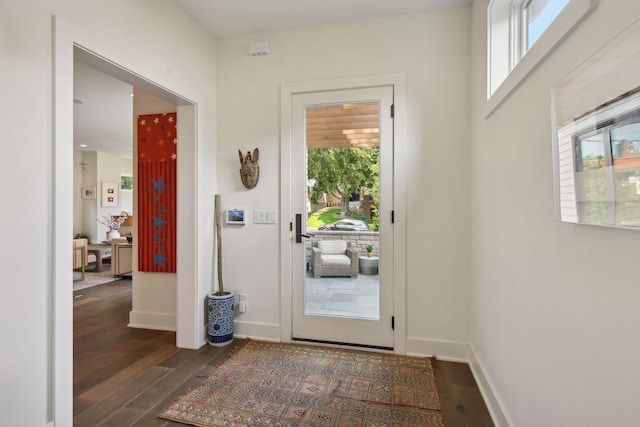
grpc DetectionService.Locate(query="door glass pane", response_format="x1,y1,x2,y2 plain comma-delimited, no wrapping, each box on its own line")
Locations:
611,121,640,226
577,132,608,224
304,102,380,320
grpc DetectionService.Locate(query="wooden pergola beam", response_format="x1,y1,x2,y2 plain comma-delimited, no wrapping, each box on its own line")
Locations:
305,101,380,149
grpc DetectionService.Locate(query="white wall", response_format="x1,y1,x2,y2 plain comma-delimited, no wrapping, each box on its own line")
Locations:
217,9,471,352
0,4,52,425
96,151,130,241
470,1,640,426
81,151,97,240
0,0,217,425
73,150,84,235
119,156,133,215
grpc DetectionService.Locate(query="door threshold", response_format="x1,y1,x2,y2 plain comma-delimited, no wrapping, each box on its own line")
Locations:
292,337,393,352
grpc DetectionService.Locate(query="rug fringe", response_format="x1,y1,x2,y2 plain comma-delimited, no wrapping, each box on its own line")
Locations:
427,353,447,425
429,354,438,372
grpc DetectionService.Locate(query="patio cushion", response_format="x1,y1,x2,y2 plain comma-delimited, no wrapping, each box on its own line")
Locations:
321,254,352,266
317,240,347,255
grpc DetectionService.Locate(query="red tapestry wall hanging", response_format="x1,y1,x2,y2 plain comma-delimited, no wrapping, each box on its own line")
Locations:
137,112,177,272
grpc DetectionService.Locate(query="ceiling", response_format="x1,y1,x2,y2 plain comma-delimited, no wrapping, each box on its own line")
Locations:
74,0,471,158
172,0,471,39
74,60,134,158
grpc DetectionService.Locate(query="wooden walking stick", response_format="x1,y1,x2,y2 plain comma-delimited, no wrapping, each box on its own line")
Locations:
215,194,224,295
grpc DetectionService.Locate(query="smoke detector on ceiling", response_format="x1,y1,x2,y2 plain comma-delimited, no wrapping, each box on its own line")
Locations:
249,41,270,56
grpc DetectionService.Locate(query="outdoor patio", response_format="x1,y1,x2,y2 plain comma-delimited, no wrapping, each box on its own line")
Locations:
304,271,380,320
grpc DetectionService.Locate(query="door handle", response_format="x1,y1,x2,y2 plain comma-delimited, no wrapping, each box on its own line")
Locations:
295,214,314,243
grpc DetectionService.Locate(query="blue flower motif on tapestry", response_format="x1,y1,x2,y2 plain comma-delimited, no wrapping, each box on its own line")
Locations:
153,252,168,267
152,178,168,193
151,177,169,268
153,215,167,228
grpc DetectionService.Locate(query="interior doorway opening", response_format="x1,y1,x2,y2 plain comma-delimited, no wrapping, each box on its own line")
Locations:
54,21,202,422
71,44,190,329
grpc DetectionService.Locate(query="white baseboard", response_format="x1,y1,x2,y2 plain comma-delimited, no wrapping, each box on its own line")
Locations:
232,320,281,342
468,345,514,427
128,310,176,331
405,337,470,362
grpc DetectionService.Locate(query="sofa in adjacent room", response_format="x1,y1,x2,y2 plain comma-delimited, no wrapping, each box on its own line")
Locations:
111,237,132,278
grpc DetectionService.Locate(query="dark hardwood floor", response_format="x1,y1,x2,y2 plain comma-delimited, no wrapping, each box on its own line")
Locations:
73,281,494,426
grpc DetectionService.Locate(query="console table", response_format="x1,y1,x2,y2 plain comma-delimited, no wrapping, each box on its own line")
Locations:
87,243,111,272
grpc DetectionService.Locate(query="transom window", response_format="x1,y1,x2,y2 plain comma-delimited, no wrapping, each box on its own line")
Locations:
524,0,570,50
487,0,595,112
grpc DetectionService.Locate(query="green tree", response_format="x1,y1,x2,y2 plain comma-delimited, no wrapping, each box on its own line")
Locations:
366,154,380,231
307,147,378,215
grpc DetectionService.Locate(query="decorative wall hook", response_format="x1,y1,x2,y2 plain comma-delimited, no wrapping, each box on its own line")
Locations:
238,148,260,189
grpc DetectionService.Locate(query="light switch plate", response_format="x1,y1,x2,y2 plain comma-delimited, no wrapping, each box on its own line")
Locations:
254,210,277,224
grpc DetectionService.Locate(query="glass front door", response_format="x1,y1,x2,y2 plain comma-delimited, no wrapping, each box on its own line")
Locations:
291,86,394,349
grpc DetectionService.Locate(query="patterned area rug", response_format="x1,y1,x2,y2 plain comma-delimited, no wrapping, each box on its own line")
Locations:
159,340,445,427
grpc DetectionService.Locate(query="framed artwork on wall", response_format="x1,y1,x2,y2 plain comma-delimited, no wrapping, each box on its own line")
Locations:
101,181,119,207
81,187,96,200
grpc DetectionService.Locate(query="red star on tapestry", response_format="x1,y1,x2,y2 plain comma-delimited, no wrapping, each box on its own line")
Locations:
137,112,177,272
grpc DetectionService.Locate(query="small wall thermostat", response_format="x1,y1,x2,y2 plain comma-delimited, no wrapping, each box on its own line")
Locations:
225,209,245,225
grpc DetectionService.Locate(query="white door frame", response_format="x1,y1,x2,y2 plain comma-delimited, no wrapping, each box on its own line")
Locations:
52,16,206,425
280,74,407,354
291,87,394,348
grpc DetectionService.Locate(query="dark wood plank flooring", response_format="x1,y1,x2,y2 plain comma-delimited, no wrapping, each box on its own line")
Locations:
74,281,494,426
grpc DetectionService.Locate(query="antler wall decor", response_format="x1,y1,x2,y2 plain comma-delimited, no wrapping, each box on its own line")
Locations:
238,148,260,189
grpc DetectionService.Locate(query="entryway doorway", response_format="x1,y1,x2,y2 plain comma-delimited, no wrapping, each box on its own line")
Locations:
290,86,395,349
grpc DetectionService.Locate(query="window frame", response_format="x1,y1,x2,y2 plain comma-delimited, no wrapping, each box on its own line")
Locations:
486,0,596,117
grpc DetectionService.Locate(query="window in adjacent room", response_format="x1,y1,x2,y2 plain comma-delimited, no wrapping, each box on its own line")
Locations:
121,175,133,191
